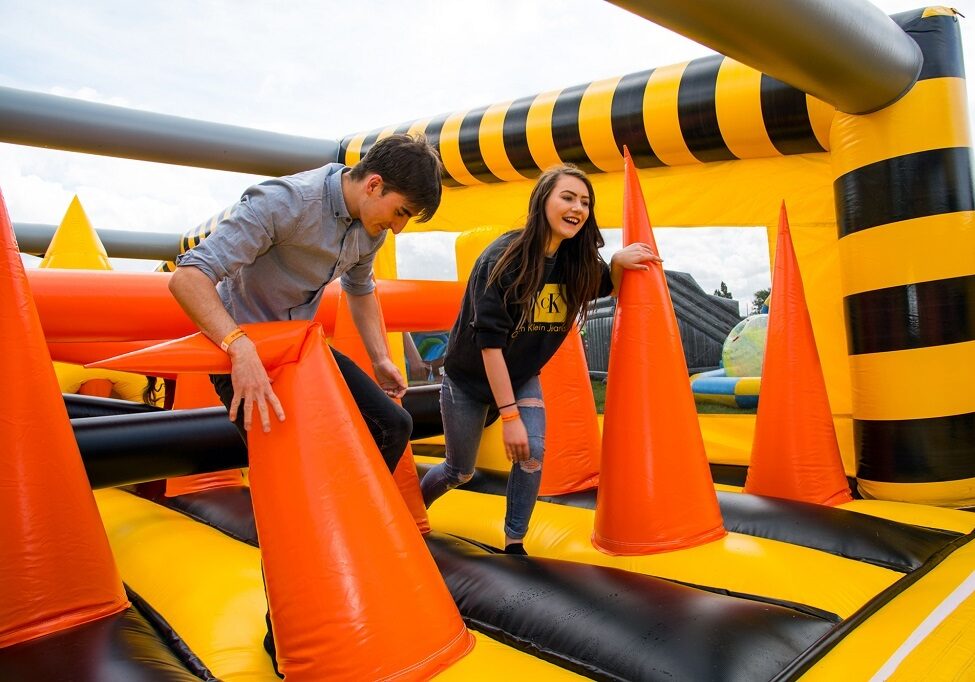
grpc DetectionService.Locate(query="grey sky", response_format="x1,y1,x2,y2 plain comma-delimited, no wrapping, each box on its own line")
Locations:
3,1,971,313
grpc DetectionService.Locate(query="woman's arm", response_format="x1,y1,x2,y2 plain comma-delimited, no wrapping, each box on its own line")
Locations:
481,348,530,462
609,242,663,295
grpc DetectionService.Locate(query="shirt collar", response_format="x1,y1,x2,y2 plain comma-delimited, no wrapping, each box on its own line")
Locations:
325,166,354,227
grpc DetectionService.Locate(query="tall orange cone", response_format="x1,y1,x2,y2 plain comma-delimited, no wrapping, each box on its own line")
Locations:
592,149,725,555
744,204,852,505
165,373,245,497
538,325,601,495
93,322,473,680
0,188,128,648
331,289,431,533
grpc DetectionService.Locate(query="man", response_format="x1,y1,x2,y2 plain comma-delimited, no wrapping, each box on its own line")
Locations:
169,134,443,673
169,133,443,470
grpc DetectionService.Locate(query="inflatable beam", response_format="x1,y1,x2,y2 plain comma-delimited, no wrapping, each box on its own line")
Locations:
0,85,338,176
607,0,921,114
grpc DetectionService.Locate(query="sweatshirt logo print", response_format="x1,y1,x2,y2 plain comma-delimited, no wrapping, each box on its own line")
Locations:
533,284,567,323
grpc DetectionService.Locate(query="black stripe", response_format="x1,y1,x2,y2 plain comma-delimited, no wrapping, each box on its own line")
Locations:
856,412,975,483
893,10,966,80
846,275,975,354
458,105,500,183
551,83,597,173
611,69,664,169
502,95,540,179
421,113,461,188
835,147,975,237
760,75,826,155
358,128,383,158
677,55,737,163
393,121,413,135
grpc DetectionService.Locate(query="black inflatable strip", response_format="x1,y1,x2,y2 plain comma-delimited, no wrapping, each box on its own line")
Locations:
126,483,260,548
893,10,966,81
427,532,835,682
457,104,499,183
64,392,162,418
855,411,975,483
835,146,974,237
127,585,217,681
551,82,599,173
677,55,738,163
501,94,540,178
358,128,383,159
393,121,413,136
610,69,663,168
760,74,827,156
0,604,205,682
414,464,959,573
845,274,975,355
771,529,975,682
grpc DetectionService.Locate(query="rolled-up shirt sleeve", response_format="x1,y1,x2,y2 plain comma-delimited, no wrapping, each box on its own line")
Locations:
340,234,385,296
471,259,514,349
175,179,302,283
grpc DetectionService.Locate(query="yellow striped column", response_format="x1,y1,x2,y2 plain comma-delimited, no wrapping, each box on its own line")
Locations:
830,9,974,506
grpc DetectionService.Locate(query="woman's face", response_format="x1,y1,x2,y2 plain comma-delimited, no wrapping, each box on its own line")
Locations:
544,174,590,247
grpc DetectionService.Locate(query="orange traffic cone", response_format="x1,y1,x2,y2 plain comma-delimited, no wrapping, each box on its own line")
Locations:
592,149,726,555
0,188,128,647
331,289,431,533
93,322,473,680
538,325,601,495
165,373,245,497
744,204,852,506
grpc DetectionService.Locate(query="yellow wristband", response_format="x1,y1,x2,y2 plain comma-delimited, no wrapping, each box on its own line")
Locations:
220,327,247,352
500,410,520,423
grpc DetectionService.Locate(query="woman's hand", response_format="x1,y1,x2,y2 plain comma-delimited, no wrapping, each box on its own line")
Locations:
611,242,663,271
502,415,530,462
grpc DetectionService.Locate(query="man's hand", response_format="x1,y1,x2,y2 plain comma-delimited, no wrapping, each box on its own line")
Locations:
228,336,286,432
373,357,408,399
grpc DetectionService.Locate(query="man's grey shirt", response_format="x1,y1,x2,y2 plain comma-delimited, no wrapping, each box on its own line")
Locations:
175,164,385,324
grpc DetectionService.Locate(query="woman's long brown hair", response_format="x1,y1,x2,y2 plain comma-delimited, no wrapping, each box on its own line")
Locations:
487,164,606,329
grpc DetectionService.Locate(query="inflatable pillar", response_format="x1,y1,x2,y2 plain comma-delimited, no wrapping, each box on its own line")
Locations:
744,204,851,505
330,288,431,534
93,322,473,680
592,150,725,554
0,187,128,648
831,9,975,506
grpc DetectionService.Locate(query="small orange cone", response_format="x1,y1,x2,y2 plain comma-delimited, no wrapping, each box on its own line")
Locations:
744,204,852,506
538,325,601,495
592,149,726,555
94,322,473,680
0,187,128,648
165,373,245,497
331,289,431,533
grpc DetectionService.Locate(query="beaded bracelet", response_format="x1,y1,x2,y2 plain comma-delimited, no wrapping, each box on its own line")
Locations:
220,327,247,352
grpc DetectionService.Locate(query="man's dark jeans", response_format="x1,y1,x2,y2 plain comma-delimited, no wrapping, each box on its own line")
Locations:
209,346,412,675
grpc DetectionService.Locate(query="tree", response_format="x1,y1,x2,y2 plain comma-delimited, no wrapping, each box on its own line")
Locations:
752,288,771,313
713,281,733,299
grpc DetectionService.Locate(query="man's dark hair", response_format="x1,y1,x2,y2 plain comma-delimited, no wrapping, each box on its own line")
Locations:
349,134,443,223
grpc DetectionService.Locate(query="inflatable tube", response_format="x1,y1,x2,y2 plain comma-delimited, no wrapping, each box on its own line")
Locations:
690,368,760,408
64,393,161,419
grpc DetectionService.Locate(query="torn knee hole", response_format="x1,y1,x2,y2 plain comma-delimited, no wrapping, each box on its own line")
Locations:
457,472,474,484
519,458,542,473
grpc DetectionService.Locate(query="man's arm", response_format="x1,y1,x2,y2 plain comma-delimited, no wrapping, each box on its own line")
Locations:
345,291,407,398
169,266,285,432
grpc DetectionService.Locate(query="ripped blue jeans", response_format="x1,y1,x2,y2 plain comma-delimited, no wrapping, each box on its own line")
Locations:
419,373,545,541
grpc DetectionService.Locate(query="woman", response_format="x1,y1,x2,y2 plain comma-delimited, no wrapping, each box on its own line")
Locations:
419,164,660,554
